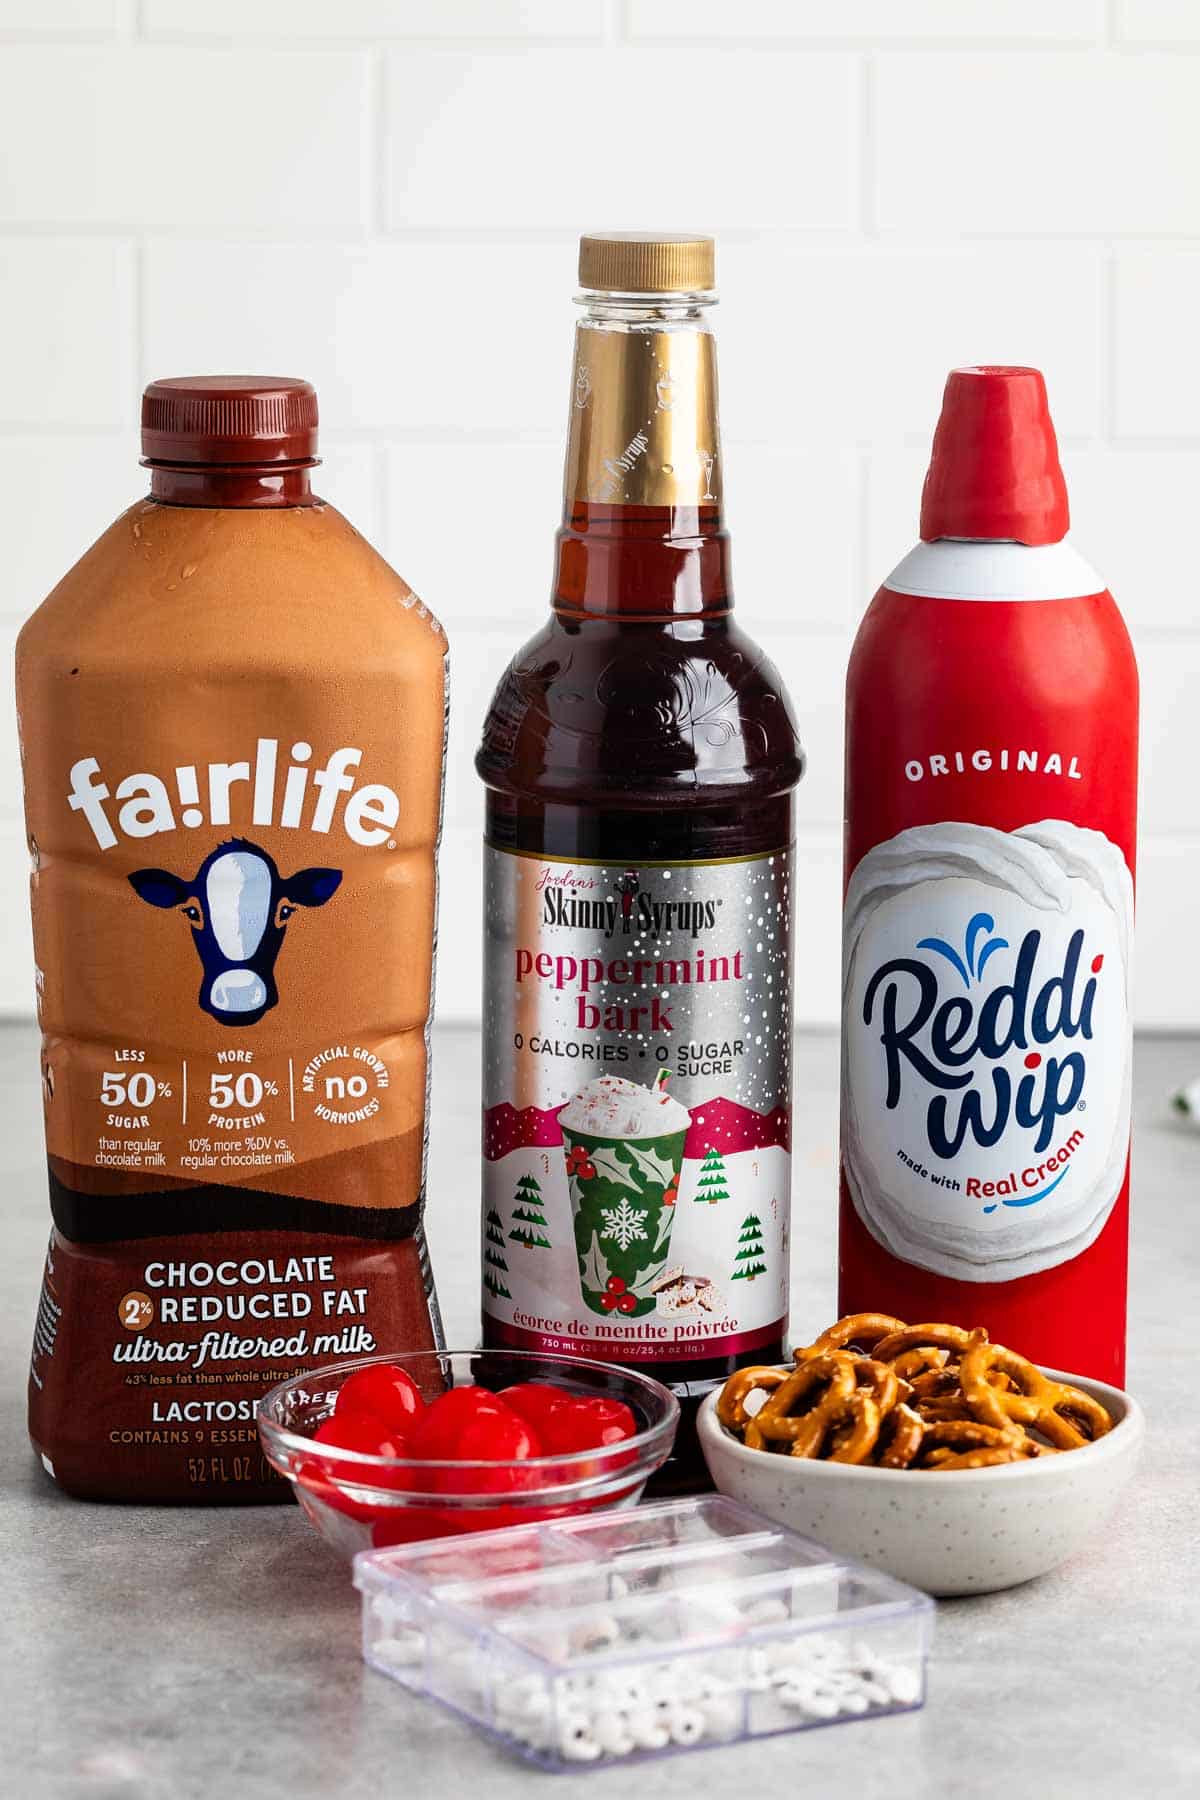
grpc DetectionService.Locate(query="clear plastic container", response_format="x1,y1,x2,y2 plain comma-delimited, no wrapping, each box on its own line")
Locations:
354,1495,933,1770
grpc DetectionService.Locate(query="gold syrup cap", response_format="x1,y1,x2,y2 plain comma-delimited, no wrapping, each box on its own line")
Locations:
578,232,715,295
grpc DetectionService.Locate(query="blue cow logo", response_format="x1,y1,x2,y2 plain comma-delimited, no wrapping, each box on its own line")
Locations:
129,838,342,1027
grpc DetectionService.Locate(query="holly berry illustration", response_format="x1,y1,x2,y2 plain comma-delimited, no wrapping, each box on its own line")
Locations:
600,1275,636,1314
662,1177,679,1207
566,1145,596,1180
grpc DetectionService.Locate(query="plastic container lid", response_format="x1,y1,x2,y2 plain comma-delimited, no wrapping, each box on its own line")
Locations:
140,375,319,467
919,365,1069,546
354,1495,933,1770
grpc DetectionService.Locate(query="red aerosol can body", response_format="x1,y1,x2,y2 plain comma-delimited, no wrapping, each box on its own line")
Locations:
839,368,1138,1382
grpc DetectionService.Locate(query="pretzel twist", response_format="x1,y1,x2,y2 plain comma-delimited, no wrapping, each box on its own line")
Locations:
715,1365,787,1432
716,1315,1115,1472
744,1354,857,1450
791,1390,882,1464
959,1336,1114,1450
794,1313,908,1361
873,1323,980,1363
877,1402,926,1469
917,1418,1030,1456
926,1446,1032,1471
853,1357,906,1416
889,1346,950,1383
912,1395,976,1424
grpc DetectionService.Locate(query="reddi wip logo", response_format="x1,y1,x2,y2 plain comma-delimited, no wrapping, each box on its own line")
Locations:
67,738,400,850
861,910,1102,1160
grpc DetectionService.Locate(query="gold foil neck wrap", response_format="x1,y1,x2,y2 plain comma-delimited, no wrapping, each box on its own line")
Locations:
578,233,715,295
564,325,722,508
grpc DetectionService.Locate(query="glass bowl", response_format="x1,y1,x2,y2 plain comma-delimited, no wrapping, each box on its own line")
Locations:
257,1348,680,1558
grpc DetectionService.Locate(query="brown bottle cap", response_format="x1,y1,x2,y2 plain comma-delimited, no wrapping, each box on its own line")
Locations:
578,232,715,295
141,375,319,467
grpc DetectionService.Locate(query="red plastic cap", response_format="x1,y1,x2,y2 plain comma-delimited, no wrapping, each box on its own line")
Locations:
919,366,1069,546
141,375,319,467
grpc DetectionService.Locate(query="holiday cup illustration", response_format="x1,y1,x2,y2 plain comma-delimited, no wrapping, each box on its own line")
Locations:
560,1073,691,1318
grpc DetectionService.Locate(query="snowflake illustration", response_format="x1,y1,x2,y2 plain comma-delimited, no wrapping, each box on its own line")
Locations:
599,1197,649,1251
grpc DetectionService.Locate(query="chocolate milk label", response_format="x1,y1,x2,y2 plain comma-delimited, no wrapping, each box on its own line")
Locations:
28,726,426,1188
482,847,794,1362
842,819,1133,1284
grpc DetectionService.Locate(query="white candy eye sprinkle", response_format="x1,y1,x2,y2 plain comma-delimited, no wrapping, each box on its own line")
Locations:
884,1664,923,1706
667,1706,705,1746
558,1711,602,1763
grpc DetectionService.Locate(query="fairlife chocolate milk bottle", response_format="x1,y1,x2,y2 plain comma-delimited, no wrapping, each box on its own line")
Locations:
840,367,1137,1382
18,378,448,1500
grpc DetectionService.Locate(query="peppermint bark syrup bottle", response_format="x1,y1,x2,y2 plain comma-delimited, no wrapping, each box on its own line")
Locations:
840,367,1138,1382
478,234,803,1484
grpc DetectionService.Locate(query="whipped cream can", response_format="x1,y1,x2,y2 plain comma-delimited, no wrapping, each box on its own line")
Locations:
840,367,1138,1381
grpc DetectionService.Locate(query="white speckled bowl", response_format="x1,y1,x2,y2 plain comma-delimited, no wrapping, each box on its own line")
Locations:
698,1367,1144,1597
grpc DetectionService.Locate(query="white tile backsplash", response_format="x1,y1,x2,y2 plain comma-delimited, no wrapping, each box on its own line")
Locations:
142,1,606,39
718,245,1104,446
1114,0,1200,43
1113,251,1200,439
142,240,573,433
876,52,1200,237
629,1,1106,41
381,50,860,232
0,435,135,618
0,46,370,230
1,12,1197,1028
0,242,136,426
0,0,127,31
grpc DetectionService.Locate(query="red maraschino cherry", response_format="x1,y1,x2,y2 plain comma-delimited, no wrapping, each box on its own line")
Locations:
334,1362,423,1431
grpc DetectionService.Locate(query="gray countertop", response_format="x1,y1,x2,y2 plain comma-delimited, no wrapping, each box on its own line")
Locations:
3,1023,1198,1800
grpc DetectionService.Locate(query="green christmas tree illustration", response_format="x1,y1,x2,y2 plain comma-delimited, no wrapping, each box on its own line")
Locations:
695,1145,730,1205
483,1207,512,1298
731,1212,766,1282
508,1172,551,1249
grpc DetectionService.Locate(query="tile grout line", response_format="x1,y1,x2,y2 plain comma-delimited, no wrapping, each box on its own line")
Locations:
854,447,871,621
132,235,147,394
368,45,388,239
1101,245,1118,442
857,52,877,241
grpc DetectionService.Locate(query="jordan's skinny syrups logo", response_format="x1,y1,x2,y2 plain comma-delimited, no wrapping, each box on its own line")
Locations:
540,867,719,941
862,910,1102,1161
